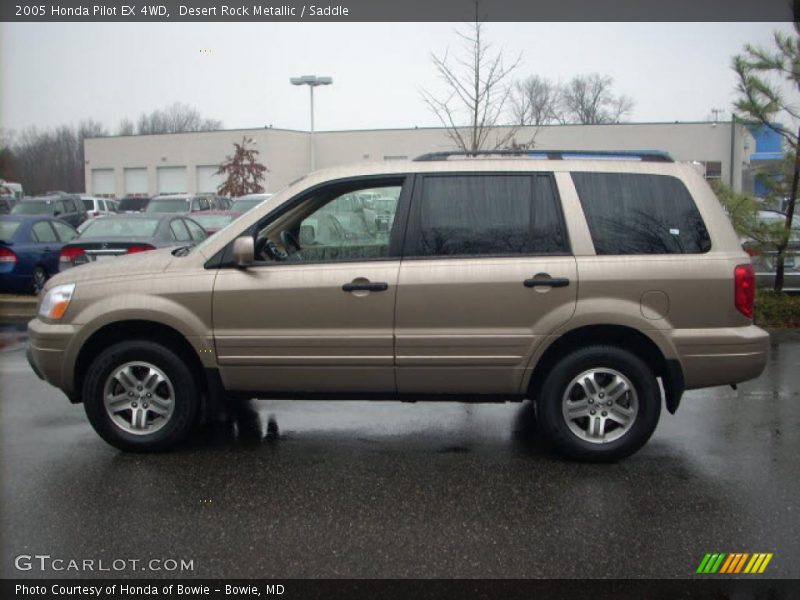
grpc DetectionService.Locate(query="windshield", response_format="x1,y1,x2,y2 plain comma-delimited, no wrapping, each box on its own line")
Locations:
146,199,190,213
230,198,263,212
0,221,21,240
80,218,160,238
11,201,55,215
192,214,236,229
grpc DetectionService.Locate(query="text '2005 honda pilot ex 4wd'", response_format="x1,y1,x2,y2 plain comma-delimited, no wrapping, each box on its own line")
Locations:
26,150,769,461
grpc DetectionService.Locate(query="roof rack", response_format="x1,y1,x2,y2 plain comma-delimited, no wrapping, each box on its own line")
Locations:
413,150,674,163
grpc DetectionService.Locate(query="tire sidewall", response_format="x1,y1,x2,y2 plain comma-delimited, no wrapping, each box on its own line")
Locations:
539,346,661,462
83,341,198,452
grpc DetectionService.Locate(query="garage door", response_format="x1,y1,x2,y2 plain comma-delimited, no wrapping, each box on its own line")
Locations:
196,165,223,193
124,168,148,195
157,166,187,194
91,169,115,196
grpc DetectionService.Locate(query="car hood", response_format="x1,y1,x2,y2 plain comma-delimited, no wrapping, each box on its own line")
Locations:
46,246,177,288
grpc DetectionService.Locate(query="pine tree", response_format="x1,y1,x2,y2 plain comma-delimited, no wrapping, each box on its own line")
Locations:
216,137,267,197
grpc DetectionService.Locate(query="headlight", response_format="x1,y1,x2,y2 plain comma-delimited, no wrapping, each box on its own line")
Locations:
38,283,76,320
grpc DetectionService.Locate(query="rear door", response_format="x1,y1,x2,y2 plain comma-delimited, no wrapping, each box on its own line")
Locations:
395,173,577,395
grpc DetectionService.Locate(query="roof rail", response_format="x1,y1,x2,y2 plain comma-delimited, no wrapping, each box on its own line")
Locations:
413,150,674,163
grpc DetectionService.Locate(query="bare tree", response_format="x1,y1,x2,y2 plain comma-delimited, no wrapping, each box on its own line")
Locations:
509,75,561,126
560,74,634,124
135,102,222,135
116,118,135,136
421,3,523,152
7,119,106,194
216,137,268,197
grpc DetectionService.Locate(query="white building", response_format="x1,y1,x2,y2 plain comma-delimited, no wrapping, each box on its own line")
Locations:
83,121,755,197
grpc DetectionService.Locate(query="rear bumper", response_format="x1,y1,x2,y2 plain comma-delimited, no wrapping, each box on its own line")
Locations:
669,325,770,390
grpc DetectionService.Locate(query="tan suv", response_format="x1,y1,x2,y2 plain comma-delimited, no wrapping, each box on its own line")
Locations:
26,151,769,461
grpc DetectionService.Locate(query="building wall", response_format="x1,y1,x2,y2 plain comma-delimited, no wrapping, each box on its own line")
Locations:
84,121,754,196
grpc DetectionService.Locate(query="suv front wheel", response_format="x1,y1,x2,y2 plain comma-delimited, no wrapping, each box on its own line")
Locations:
537,345,661,462
82,340,199,452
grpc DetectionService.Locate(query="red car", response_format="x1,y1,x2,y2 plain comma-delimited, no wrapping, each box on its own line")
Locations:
189,210,242,235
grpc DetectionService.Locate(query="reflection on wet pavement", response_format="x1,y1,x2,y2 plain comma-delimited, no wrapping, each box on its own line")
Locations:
1,329,798,578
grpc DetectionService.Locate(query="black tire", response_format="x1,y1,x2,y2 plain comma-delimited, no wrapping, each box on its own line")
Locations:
536,345,661,462
82,340,199,452
32,266,47,294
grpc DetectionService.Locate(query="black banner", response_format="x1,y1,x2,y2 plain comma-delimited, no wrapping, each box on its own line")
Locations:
3,579,800,600
0,0,796,22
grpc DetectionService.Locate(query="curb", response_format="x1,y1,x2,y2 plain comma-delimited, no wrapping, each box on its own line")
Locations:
0,294,37,324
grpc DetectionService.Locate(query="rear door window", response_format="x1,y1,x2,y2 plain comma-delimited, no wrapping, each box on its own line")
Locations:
170,219,191,242
51,220,77,242
31,221,58,243
404,174,568,258
571,172,711,255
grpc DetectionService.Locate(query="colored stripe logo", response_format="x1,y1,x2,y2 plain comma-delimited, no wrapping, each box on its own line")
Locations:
697,553,773,574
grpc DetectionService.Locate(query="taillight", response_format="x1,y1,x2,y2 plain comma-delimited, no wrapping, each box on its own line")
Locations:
0,247,17,263
126,244,155,254
59,247,86,263
734,263,755,319
92,211,100,217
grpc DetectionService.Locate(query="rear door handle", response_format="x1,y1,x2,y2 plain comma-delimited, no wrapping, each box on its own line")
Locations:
524,277,570,288
342,281,389,292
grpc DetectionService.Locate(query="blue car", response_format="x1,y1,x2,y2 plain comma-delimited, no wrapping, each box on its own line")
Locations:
0,216,78,294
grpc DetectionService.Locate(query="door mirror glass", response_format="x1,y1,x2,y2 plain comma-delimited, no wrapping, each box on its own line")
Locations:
233,236,255,267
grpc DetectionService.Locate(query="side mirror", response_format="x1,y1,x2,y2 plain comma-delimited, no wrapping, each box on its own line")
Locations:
233,236,255,268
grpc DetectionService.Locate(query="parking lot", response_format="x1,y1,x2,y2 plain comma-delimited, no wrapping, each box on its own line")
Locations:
1,326,798,579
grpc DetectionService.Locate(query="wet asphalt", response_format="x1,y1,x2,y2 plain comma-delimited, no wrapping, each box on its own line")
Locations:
0,328,798,580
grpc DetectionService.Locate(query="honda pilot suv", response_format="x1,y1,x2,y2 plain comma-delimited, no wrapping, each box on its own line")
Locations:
26,151,769,461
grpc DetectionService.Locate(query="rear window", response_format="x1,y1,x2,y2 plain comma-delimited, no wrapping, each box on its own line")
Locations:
80,218,160,238
146,199,190,213
405,174,568,257
192,214,236,229
119,198,149,211
572,172,711,255
11,201,53,215
0,221,21,240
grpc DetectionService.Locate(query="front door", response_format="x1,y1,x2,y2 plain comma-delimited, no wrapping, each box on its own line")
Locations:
212,178,410,394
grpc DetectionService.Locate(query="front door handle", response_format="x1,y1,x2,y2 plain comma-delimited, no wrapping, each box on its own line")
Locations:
524,276,570,288
342,281,389,292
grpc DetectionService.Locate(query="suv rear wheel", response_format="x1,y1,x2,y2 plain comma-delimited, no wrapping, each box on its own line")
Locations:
82,340,199,452
537,345,661,462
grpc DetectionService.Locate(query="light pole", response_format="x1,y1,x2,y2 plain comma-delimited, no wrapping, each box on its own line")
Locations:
290,75,333,172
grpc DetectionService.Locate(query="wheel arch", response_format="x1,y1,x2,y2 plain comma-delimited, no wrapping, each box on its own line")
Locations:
526,324,684,414
73,320,208,406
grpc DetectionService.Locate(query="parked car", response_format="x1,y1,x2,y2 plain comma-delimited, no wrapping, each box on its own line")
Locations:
0,215,78,293
81,196,118,219
742,210,800,291
0,195,16,215
145,194,214,214
118,196,152,213
230,193,272,213
188,210,242,235
27,151,769,459
58,214,208,271
11,194,87,228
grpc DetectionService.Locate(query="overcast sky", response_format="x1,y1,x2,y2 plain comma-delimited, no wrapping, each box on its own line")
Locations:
1,21,796,134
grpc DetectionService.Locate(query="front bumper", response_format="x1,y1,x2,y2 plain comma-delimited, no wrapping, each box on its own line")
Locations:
27,318,80,395
670,325,770,390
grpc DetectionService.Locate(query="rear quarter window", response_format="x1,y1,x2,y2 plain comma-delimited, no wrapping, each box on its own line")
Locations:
571,172,711,255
